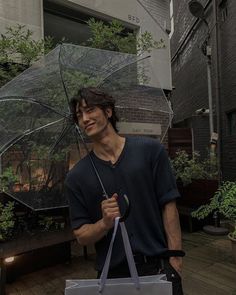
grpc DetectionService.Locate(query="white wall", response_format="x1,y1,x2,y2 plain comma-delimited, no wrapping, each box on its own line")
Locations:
64,0,172,90
0,0,172,90
0,0,43,39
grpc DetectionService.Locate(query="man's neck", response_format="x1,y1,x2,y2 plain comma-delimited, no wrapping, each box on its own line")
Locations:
92,129,125,164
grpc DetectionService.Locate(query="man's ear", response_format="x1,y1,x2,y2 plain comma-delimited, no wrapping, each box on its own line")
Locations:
105,108,112,118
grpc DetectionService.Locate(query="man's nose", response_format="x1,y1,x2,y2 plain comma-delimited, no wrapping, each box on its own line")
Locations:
81,111,90,122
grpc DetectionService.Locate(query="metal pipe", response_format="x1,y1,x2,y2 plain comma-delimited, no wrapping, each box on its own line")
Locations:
206,55,214,136
212,0,222,182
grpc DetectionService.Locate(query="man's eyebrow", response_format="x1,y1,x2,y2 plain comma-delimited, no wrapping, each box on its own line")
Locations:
76,105,93,113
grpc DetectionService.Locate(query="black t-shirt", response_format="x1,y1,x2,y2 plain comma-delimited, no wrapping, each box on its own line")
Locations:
65,136,180,271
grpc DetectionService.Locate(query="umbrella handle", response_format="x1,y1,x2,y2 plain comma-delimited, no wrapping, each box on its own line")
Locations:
119,194,130,222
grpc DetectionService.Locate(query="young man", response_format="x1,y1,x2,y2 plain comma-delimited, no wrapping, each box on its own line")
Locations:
65,87,184,295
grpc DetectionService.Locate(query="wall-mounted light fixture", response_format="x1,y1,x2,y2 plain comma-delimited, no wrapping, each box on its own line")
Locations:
4,257,15,264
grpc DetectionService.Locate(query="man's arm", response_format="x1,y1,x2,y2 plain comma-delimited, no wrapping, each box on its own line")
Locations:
73,194,120,245
162,200,183,275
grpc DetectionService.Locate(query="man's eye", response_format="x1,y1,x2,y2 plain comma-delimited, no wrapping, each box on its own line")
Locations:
87,107,95,113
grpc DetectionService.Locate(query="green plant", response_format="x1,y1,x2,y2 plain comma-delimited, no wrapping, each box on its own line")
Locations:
0,201,15,241
0,167,18,192
39,215,65,231
171,150,218,186
0,24,54,87
85,18,165,55
192,181,236,238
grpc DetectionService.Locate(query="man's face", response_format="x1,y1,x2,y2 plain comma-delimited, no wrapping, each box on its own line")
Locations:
76,100,111,138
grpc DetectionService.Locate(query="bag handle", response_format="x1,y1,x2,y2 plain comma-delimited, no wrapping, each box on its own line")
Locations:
99,217,140,293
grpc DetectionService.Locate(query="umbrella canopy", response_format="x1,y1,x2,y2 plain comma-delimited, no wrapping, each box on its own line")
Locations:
0,44,172,210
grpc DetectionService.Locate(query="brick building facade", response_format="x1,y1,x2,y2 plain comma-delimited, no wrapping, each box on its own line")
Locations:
170,0,236,179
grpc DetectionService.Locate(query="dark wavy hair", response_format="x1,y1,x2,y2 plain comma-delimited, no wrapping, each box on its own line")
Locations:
70,87,119,132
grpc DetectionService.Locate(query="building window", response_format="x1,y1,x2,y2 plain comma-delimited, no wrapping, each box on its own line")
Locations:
219,0,228,22
43,0,92,45
227,110,236,135
43,0,134,46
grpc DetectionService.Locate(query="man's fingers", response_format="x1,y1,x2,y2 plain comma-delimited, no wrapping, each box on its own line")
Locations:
103,209,119,216
101,196,119,208
102,202,119,210
104,207,119,212
111,193,119,200
101,193,121,229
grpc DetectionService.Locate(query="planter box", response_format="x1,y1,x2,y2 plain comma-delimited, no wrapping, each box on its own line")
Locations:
6,241,71,283
0,226,74,259
177,179,218,208
177,179,218,232
0,227,75,295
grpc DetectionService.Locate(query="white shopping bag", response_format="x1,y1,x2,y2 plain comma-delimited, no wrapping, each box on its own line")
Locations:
65,218,172,295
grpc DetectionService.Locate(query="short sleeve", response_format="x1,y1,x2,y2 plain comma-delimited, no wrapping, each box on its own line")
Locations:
153,147,180,206
65,183,92,230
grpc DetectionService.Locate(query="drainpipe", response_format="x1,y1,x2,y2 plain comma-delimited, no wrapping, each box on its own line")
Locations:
206,50,214,137
212,0,222,182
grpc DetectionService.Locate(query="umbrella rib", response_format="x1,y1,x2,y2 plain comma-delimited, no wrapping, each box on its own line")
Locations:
98,55,151,88
115,105,173,114
58,45,71,108
75,125,109,199
49,121,72,154
0,96,68,118
0,118,65,156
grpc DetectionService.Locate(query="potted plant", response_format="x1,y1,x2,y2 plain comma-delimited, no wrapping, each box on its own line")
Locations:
171,150,218,207
192,181,236,260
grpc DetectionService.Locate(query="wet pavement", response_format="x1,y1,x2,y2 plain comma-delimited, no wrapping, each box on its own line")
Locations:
5,230,236,295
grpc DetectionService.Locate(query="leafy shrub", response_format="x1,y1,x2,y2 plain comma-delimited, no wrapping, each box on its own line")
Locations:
0,167,18,192
171,150,218,186
192,181,236,238
0,201,15,241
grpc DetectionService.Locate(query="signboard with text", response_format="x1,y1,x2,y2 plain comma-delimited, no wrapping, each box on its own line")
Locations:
117,122,162,135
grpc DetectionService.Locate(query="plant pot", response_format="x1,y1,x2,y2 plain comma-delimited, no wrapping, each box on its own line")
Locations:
177,179,218,207
228,233,236,262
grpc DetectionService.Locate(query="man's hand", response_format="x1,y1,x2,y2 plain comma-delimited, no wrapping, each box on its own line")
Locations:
101,193,120,230
169,256,183,276
162,201,183,276
73,193,120,245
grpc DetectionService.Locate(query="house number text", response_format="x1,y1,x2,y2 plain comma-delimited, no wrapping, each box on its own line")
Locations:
128,14,140,24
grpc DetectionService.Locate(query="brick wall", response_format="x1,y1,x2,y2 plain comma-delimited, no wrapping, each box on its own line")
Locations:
116,85,171,146
170,0,236,179
191,116,210,158
218,0,236,179
171,0,215,123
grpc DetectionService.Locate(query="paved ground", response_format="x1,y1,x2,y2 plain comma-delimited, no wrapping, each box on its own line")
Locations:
5,230,236,295
182,231,236,295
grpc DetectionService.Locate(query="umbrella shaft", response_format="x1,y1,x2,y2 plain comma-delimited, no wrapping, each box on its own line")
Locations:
75,125,108,199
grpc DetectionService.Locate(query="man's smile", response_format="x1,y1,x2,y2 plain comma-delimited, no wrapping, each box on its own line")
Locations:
84,122,95,131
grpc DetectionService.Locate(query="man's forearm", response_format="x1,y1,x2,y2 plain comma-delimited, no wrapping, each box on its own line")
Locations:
74,194,120,246
73,219,109,246
162,200,183,273
162,200,182,251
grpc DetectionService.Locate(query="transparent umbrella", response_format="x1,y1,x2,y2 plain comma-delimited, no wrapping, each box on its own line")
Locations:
0,43,173,211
